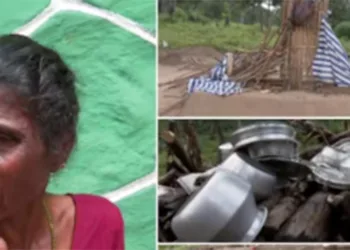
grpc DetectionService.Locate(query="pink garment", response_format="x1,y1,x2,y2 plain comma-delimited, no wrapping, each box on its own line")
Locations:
71,194,124,250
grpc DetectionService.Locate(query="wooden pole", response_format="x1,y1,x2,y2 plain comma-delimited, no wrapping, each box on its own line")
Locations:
282,0,329,89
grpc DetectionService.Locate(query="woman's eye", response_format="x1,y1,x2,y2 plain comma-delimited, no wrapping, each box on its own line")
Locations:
0,133,19,144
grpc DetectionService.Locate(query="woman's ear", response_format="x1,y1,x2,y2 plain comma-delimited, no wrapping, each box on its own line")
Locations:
50,132,75,173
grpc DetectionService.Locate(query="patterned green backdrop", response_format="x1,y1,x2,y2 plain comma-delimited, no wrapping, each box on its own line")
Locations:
0,0,156,249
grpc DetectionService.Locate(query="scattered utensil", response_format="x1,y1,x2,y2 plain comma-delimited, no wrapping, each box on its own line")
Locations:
248,139,299,160
219,152,277,201
258,156,312,178
231,122,296,151
171,170,267,242
217,142,234,163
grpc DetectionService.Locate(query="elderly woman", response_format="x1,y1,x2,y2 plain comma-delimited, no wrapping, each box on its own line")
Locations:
0,34,124,249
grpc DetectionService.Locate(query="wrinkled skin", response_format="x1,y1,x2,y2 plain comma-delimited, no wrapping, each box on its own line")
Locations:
0,88,75,249
0,89,50,220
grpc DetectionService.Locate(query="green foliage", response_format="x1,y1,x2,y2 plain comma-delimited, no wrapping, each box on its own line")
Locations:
160,20,350,53
158,120,350,177
335,21,350,40
173,7,188,22
159,7,188,23
159,21,277,52
188,11,211,24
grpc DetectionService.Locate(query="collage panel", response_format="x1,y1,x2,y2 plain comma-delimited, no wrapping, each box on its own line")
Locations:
158,0,350,117
0,0,156,249
158,119,350,243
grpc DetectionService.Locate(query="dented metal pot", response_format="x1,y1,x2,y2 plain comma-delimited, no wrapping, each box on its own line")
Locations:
171,170,268,242
219,152,277,201
231,122,296,151
311,146,350,169
247,139,299,160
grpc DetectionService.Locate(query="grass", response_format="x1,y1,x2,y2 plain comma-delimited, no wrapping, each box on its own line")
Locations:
159,20,270,52
159,20,350,53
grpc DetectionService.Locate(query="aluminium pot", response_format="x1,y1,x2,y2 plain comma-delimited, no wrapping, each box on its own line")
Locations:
231,122,296,151
171,169,268,242
312,164,350,190
217,142,234,163
176,168,216,195
333,138,350,152
312,146,350,170
247,138,299,160
258,156,312,178
218,152,277,201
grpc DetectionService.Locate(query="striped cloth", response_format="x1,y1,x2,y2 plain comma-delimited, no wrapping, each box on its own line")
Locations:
312,15,350,87
187,56,244,96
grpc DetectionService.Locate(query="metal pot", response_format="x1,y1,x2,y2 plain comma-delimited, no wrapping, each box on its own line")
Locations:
217,142,234,163
258,156,312,178
171,170,268,242
333,138,350,152
231,122,296,151
311,146,350,169
247,139,299,160
312,165,350,190
158,185,188,208
176,169,216,195
219,152,277,201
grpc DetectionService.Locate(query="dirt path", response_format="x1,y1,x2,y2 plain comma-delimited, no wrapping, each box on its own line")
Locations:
158,47,350,117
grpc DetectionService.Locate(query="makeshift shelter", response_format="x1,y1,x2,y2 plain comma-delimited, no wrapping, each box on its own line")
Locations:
185,0,350,97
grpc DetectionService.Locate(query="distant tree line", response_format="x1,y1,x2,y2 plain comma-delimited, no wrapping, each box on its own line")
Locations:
159,0,350,29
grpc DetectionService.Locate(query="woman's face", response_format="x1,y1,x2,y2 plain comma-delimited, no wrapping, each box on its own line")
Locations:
0,88,51,219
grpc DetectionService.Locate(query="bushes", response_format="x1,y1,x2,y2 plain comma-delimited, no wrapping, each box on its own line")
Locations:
160,7,211,24
173,8,188,22
159,8,188,23
188,11,211,24
335,21,350,40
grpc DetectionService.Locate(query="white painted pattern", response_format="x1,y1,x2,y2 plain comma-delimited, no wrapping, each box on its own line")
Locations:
15,0,156,45
103,172,156,203
12,0,156,202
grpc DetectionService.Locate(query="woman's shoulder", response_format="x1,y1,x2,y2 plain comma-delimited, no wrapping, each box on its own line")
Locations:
70,194,124,249
72,194,124,231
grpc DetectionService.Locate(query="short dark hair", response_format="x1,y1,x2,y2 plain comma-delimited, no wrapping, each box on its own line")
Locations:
0,34,79,151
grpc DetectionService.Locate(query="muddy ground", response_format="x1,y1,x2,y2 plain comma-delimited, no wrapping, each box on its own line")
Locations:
158,47,350,117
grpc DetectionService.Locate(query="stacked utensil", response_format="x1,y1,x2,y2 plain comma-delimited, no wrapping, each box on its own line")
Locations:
160,122,350,243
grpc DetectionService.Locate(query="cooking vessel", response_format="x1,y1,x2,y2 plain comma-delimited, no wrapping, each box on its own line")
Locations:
312,146,350,169
171,170,268,242
312,164,350,190
231,123,296,151
219,152,277,200
247,139,299,160
258,156,312,178
158,185,188,208
217,142,234,163
333,138,350,152
176,169,216,195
